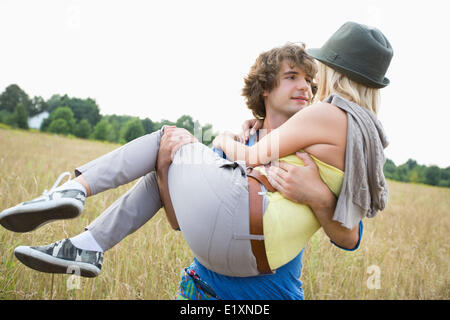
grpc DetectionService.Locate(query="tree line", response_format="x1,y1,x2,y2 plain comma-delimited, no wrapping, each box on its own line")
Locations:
0,84,217,145
1,84,449,188
384,159,450,188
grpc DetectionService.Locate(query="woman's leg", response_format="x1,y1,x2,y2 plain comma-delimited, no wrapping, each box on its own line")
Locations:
74,129,164,196
84,172,162,251
12,136,263,278
0,129,164,232
13,171,163,277
167,142,260,277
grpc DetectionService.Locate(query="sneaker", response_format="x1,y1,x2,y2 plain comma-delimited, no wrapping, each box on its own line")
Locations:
14,239,103,278
0,172,85,232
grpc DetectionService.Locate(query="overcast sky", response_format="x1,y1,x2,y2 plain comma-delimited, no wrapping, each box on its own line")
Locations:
1,0,449,167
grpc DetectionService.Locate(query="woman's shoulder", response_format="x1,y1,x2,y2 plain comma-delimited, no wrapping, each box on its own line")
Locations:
311,101,346,113
302,101,347,125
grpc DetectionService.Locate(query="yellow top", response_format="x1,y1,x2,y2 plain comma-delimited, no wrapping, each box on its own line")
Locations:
258,153,344,270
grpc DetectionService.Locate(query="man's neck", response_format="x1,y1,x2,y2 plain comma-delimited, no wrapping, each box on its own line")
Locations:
260,110,289,140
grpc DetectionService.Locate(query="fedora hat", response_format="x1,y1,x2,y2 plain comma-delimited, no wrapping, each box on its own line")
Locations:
307,22,393,88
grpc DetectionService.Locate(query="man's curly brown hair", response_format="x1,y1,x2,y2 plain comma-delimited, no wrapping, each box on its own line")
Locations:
242,43,318,119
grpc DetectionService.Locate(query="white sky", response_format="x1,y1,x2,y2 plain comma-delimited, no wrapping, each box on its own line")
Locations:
1,0,449,167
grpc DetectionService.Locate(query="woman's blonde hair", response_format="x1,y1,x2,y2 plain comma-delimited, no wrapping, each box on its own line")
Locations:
315,62,381,115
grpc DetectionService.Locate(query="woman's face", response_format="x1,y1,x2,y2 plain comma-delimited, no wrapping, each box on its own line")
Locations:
315,62,328,101
315,62,321,83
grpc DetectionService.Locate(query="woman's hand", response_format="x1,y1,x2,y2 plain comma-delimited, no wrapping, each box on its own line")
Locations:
238,119,264,143
213,130,258,165
212,131,239,150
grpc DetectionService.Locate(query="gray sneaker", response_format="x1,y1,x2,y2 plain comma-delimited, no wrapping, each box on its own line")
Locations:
0,172,85,233
14,238,103,278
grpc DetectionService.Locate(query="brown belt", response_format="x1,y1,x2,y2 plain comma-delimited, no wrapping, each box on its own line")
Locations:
247,167,275,274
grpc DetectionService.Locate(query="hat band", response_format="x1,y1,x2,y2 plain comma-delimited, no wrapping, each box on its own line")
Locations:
320,48,388,87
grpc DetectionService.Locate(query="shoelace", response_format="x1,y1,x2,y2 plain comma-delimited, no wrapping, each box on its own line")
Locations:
42,172,72,197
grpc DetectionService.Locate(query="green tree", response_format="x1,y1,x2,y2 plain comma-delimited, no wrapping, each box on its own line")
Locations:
46,94,63,111
14,103,29,129
141,117,155,134
383,158,397,179
65,97,101,127
150,119,175,132
441,167,450,181
438,179,450,188
0,84,31,113
415,165,427,184
201,123,217,145
425,166,441,186
40,116,52,131
395,164,409,182
406,159,418,171
74,119,92,139
121,118,145,143
0,110,10,124
0,110,16,127
176,115,194,134
408,169,420,183
106,119,120,142
29,96,49,116
46,94,101,127
48,119,71,135
92,118,112,141
47,106,76,134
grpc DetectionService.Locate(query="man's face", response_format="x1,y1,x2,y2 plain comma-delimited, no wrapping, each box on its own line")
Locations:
263,60,313,119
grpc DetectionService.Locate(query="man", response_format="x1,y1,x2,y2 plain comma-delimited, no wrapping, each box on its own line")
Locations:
158,44,362,299
5,43,362,299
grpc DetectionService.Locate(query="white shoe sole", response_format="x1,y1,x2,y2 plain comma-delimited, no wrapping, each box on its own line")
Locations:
14,246,100,278
0,198,83,233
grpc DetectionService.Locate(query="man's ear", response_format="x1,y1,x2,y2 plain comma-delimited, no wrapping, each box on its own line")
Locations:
262,90,269,97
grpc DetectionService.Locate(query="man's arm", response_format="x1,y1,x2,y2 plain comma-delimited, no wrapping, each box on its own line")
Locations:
156,165,179,230
156,127,198,231
267,152,360,250
306,186,359,250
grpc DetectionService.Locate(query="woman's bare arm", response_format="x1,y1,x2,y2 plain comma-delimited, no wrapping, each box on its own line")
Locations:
214,103,347,170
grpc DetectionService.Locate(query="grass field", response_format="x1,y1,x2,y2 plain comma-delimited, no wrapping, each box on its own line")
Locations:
0,128,449,299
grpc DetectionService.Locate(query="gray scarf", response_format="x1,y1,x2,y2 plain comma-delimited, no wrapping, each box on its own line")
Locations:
324,93,389,229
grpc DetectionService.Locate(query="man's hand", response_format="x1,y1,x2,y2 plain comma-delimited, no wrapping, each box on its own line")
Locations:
266,152,332,207
267,152,359,250
157,126,198,171
238,119,264,143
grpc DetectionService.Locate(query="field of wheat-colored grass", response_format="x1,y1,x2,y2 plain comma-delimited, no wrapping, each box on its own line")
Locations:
0,128,449,300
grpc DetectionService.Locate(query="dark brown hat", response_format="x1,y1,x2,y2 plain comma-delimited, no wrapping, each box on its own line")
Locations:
307,22,393,88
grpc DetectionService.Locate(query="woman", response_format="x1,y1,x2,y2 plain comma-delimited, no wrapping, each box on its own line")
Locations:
1,21,392,279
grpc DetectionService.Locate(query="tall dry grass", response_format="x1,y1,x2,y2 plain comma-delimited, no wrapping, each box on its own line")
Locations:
0,128,449,299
